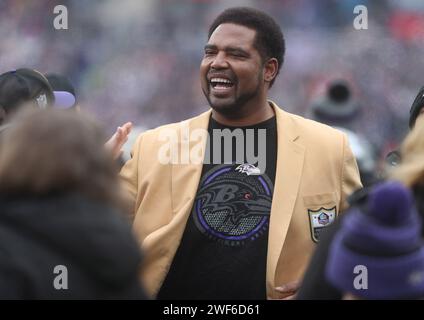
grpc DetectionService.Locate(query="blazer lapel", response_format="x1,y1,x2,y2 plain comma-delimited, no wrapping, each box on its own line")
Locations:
171,109,211,223
266,103,305,295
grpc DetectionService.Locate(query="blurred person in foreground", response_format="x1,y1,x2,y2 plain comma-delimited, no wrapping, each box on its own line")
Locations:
0,68,54,134
117,7,361,299
297,108,424,300
326,181,424,300
0,109,146,299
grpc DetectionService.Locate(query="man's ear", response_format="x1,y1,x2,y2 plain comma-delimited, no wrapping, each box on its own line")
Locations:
263,58,279,84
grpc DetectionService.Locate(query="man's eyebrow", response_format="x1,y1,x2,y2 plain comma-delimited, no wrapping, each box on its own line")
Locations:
204,45,249,56
204,44,217,51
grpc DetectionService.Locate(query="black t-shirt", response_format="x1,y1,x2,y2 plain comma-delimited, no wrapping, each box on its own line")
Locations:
157,115,277,299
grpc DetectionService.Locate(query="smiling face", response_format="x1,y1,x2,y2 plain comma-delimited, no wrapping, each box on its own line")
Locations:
200,23,267,116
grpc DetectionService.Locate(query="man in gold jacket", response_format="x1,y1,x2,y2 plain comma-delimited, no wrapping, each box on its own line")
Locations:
119,7,362,299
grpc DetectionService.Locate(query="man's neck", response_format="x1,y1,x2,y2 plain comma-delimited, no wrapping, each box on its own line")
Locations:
211,101,275,127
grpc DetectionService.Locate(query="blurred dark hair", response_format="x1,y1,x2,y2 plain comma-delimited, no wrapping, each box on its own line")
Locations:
409,86,424,128
208,7,285,87
0,109,128,212
0,68,54,115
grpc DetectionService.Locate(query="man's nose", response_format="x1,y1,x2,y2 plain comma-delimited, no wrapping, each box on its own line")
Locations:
210,52,228,69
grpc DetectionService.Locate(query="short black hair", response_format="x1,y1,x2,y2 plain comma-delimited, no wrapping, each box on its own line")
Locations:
208,7,285,87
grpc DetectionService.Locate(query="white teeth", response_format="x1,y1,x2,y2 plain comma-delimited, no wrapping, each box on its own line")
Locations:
210,77,233,84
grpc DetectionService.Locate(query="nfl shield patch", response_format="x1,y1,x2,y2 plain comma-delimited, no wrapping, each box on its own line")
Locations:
308,206,336,243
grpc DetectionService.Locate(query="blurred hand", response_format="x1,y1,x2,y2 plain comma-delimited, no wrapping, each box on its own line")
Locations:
274,281,300,300
105,122,132,159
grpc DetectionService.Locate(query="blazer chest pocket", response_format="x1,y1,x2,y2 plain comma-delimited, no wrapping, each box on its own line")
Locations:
303,192,338,243
303,192,338,210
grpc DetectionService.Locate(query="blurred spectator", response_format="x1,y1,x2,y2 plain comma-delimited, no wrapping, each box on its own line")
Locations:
383,85,424,174
307,79,378,185
326,181,424,299
335,127,378,186
46,73,79,111
298,115,424,299
0,109,147,299
308,80,360,130
393,115,424,204
408,86,424,128
0,68,54,126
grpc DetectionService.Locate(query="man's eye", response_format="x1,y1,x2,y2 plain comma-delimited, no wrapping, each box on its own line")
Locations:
204,51,215,56
230,52,246,58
